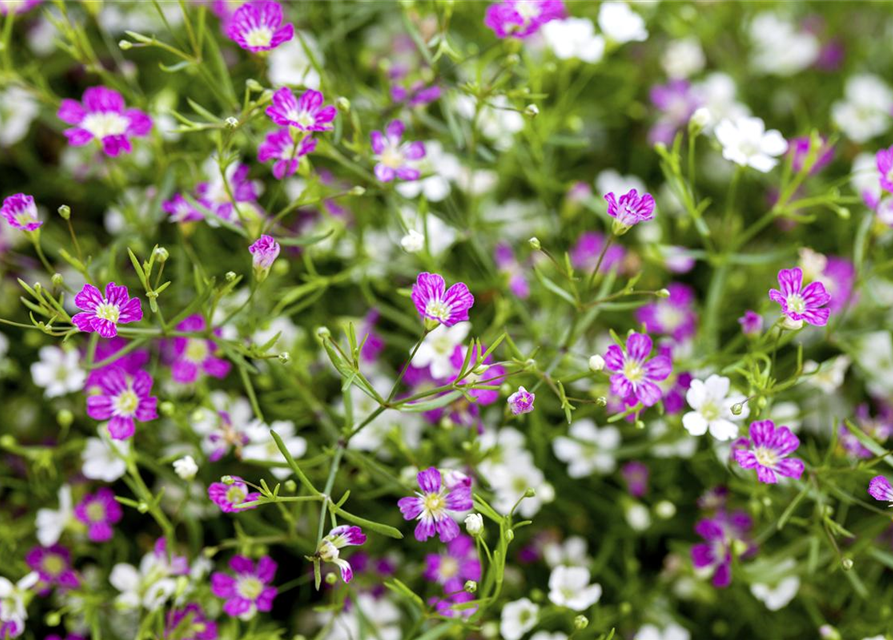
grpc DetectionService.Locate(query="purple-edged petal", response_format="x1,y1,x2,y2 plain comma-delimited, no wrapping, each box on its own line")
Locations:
385,119,405,141
603,345,625,372
636,380,663,408
398,496,423,521
626,332,653,362
403,141,426,160
755,465,778,484
643,355,672,381
107,416,135,440
435,516,460,543
414,518,436,541
374,164,396,182
774,458,804,479
417,467,442,493
777,268,802,297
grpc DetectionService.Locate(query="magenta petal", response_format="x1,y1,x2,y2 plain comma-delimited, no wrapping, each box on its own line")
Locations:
211,572,236,598
435,517,460,543
86,395,114,420
414,518,436,541
58,99,86,124
398,496,423,521
626,332,653,361
374,164,396,182
64,128,94,146
417,467,442,493
107,416,135,440
636,380,663,407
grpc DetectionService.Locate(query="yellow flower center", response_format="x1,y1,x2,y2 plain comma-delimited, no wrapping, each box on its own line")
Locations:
95,302,120,323
245,27,273,48
115,389,139,416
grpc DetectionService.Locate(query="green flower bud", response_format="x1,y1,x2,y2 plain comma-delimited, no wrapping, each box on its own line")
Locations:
52,273,64,287
57,410,74,428
57,204,71,220
528,237,541,250
574,615,589,630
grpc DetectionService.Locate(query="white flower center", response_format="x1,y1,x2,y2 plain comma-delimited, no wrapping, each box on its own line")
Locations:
114,389,139,416
657,304,684,330
85,501,106,522
82,111,129,138
95,302,121,323
289,110,315,129
423,491,446,518
184,339,209,363
440,556,459,579
700,400,720,422
380,144,405,169
318,540,340,563
237,576,263,600
515,1,540,22
245,27,273,48
623,360,644,383
425,299,451,323
754,446,777,468
787,294,806,313
226,485,247,505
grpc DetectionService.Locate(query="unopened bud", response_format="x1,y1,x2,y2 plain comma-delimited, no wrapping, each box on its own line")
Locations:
689,107,711,132
153,247,169,262
574,615,589,630
57,204,71,220
173,455,198,480
160,401,175,417
45,611,61,627
400,230,425,253
33,282,42,294
655,500,676,519
465,513,484,536
464,580,477,593
524,487,536,498
780,316,804,331
528,237,541,250
118,40,133,51
596,396,607,407
336,96,351,112
316,326,331,340
349,186,365,196
472,363,490,376
524,104,539,118
841,557,853,571
589,354,605,372
225,271,237,282
221,475,235,486
325,572,338,585
224,116,239,129
635,420,645,430
57,409,74,428
656,288,670,298
52,273,64,287
245,79,263,92
137,501,149,513
278,351,290,363
505,529,515,542
731,402,744,416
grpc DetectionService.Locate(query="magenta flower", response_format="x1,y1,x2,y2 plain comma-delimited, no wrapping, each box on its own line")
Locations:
877,145,893,193
494,242,529,299
74,488,122,542
635,282,697,342
733,420,805,484
171,315,231,384
391,81,442,108
257,129,317,179
25,544,79,594
0,0,42,15
86,367,158,440
371,120,426,182
507,386,535,415
691,518,733,588
57,87,152,157
604,332,672,408
1,193,42,231
789,135,834,174
72,282,142,339
424,533,481,590
211,555,277,619
570,231,626,273
316,525,367,583
226,1,293,52
738,310,763,335
249,234,280,282
869,476,893,505
822,256,856,313
196,163,259,222
768,267,831,327
411,272,474,328
266,88,336,131
398,467,473,542
484,0,565,38
604,188,655,235
359,309,385,363
165,603,218,640
163,194,202,223
621,461,649,498
839,404,893,459
85,337,150,389
208,476,261,513
649,80,701,145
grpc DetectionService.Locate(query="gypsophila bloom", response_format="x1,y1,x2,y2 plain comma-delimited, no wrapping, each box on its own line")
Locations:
411,321,470,379
868,476,893,505
249,234,281,282
604,332,672,408
26,544,78,594
464,513,484,535
398,467,473,542
553,419,620,477
635,283,697,342
72,282,143,338
1,193,42,231
317,526,367,583
876,144,893,194
733,420,805,484
541,17,604,63
604,189,655,235
35,485,73,547
57,86,152,156
371,119,426,182
266,88,336,131
548,565,602,611
257,128,317,179
81,427,129,482
683,375,750,441
501,598,540,640
738,310,763,335
484,0,565,39
173,455,199,480
86,368,158,440
30,346,85,398
598,1,648,44
226,1,293,52
165,604,218,640
715,116,787,172
170,315,231,383
411,272,474,328
208,476,261,513
0,572,38,639
211,555,277,620
74,488,123,542
162,193,202,223
508,386,535,415
768,267,831,327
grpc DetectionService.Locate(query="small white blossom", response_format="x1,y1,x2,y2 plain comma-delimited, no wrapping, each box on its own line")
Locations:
715,116,788,172
543,536,588,568
400,229,425,253
636,623,691,640
553,419,620,476
541,18,605,63
82,428,130,482
173,455,199,480
803,356,850,394
500,598,539,640
30,346,86,398
35,485,73,547
662,38,705,79
411,322,471,379
548,565,602,611
243,420,307,480
266,33,322,88
625,502,652,531
751,576,800,611
0,86,39,147
683,375,749,441
598,2,648,44
831,74,893,143
749,13,819,76
0,572,39,635
464,513,484,535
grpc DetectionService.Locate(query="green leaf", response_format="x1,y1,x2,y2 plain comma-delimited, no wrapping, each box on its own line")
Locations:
329,504,403,539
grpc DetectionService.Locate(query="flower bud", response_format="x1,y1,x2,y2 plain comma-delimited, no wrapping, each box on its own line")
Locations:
51,273,64,288
221,475,235,486
780,316,804,331
284,480,297,492
57,409,74,428
160,401,175,416
589,354,605,372
57,204,71,220
689,107,711,132
317,326,331,340
278,351,290,363
655,500,676,519
528,237,541,250
524,487,536,498
137,501,149,513
657,288,670,298
596,396,607,407
173,455,198,480
505,529,515,542
524,104,539,118
730,402,744,416
349,186,366,196
245,79,263,92
225,271,237,282
465,513,484,536
337,96,351,112
464,580,477,593
225,116,239,129
118,40,133,50
153,247,169,263
574,615,589,630
841,557,853,571
325,572,338,585
249,235,280,283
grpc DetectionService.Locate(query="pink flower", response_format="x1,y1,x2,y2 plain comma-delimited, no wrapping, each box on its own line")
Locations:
635,282,697,342
226,1,293,52
316,526,367,583
25,544,79,594
411,272,474,328
878,145,893,193
57,86,152,156
74,488,122,542
371,120,426,182
789,135,834,174
211,555,277,619
196,163,259,222
621,461,649,498
249,234,280,279
72,282,143,338
0,0,42,15
398,468,473,542
171,315,231,384
507,386,535,415
266,88,336,131
733,420,804,484
86,367,158,440
85,337,150,389
484,0,565,38
738,310,763,335
604,332,672,408
257,129,317,179
604,188,655,235
208,476,261,513
868,475,893,505
768,267,831,326
165,603,218,640
163,194,202,223
1,193,42,231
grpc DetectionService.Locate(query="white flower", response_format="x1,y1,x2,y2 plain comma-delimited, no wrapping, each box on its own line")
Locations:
173,455,199,480
321,593,402,640
692,73,750,133
110,552,178,611
82,428,129,482
486,453,554,518
0,572,39,634
662,38,705,79
500,598,539,640
411,322,470,379
35,485,73,546
589,354,605,371
267,34,322,89
636,623,691,640
191,392,253,460
748,13,819,76
750,576,800,611
625,502,652,531
456,95,524,150
682,375,749,441
0,86,39,147
345,376,423,454
803,356,850,394
543,535,588,568
598,2,648,44
548,565,602,611
541,18,605,63
464,513,484,535
553,419,620,476
714,116,787,172
851,152,882,207
595,169,646,199
399,204,458,257
400,229,425,253
243,420,307,480
831,74,893,143
396,140,459,202
30,346,86,398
